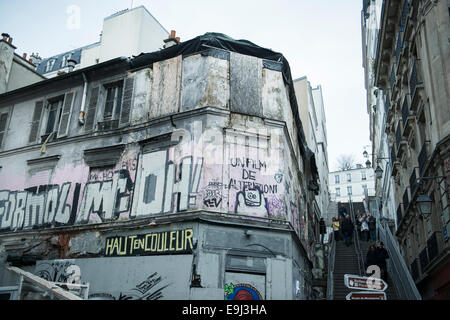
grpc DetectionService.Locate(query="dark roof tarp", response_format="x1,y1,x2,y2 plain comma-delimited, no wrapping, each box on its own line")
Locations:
131,32,319,182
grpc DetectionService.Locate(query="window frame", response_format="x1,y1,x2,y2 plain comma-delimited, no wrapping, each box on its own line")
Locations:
46,59,56,73
347,186,353,196
335,175,340,184
61,53,73,68
41,95,65,141
102,81,124,122
0,108,12,150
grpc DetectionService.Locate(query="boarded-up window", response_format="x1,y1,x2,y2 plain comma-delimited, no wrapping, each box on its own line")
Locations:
29,101,44,143
57,92,76,138
0,112,9,148
230,52,263,117
85,87,99,132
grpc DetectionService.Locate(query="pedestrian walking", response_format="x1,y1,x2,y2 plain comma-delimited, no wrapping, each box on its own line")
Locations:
338,215,344,241
360,213,369,242
367,213,377,241
356,214,362,239
375,241,389,281
365,244,378,273
319,218,327,244
341,215,354,247
332,217,340,241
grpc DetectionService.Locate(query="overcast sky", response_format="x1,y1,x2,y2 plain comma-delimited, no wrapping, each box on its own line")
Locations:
0,0,371,171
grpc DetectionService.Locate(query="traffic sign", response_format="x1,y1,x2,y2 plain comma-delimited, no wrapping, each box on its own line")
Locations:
344,274,388,292
346,291,387,300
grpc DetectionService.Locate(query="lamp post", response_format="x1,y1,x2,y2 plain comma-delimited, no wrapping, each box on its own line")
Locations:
415,176,447,218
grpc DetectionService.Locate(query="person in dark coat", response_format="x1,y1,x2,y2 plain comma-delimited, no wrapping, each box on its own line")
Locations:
375,241,389,280
367,213,377,241
341,215,354,247
365,245,378,273
319,218,327,244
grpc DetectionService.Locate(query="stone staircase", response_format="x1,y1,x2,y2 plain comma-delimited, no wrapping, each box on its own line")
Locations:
332,240,398,300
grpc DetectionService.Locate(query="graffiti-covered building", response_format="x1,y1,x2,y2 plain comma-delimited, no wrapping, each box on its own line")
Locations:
0,33,321,300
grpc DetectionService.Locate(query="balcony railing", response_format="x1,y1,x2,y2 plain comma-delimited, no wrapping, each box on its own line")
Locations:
384,92,391,113
418,143,428,176
410,258,420,281
401,98,409,127
410,59,421,98
395,32,403,64
391,144,396,164
396,122,402,150
419,247,429,273
410,169,418,196
400,0,410,30
97,119,119,131
403,189,410,213
427,232,439,263
397,204,403,226
390,65,396,93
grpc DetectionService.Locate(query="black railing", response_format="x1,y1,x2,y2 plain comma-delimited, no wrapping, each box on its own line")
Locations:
391,144,397,164
411,259,420,281
400,0,410,30
427,232,438,263
410,169,418,196
418,143,428,176
98,119,119,131
419,247,429,273
397,204,403,226
395,32,403,64
402,98,409,127
410,60,420,98
403,189,410,212
390,65,396,92
385,92,391,113
396,122,402,150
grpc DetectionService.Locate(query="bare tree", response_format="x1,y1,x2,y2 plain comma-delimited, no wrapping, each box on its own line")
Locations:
336,154,355,171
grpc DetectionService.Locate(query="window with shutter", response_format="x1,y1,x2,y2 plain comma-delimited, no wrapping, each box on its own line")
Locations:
0,112,9,148
119,76,135,127
29,101,44,143
85,87,100,132
57,92,75,138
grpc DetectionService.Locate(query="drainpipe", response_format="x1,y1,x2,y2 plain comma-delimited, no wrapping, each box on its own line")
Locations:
79,72,88,125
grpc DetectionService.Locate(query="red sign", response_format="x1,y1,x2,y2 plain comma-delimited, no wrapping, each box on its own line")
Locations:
346,291,387,300
344,274,388,292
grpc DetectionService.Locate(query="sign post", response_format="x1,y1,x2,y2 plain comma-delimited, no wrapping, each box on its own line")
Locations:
344,274,388,300
344,274,388,292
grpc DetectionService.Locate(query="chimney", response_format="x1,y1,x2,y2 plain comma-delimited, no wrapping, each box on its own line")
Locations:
163,30,180,49
22,53,27,60
8,37,12,44
1,33,8,41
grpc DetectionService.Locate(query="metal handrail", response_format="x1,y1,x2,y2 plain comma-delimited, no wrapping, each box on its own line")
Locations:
326,238,336,300
378,220,422,300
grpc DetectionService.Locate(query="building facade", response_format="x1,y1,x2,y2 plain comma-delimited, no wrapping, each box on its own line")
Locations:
0,33,321,300
36,6,170,78
294,78,330,224
361,0,398,225
329,165,376,203
0,34,46,95
370,0,449,299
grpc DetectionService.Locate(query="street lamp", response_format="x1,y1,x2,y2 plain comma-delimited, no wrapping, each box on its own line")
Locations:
415,175,447,217
416,193,433,217
375,165,384,179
